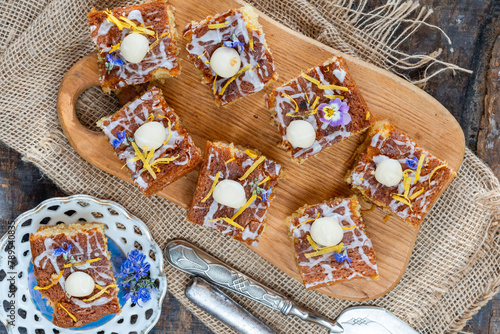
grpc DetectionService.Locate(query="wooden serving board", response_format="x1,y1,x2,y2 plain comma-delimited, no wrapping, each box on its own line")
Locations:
57,0,465,301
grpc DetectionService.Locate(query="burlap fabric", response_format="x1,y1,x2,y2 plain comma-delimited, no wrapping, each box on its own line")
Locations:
0,0,498,333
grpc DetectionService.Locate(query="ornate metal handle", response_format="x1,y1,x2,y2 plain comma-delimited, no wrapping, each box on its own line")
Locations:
164,239,343,333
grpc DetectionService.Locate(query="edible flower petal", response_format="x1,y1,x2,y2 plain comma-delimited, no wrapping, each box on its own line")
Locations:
406,156,419,170
319,98,351,127
112,131,128,149
334,249,352,267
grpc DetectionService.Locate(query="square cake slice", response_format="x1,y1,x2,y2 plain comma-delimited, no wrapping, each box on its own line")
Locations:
345,120,456,227
30,223,120,328
98,86,203,196
183,5,278,106
266,56,373,163
187,141,282,246
288,196,378,289
88,0,180,93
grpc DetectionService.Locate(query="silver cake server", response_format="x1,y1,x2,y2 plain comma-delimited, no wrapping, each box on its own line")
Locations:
164,239,419,334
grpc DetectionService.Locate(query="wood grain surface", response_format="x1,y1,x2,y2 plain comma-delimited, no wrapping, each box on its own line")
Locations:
57,0,464,301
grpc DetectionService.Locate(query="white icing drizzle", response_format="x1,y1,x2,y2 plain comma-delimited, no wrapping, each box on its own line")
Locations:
290,199,378,289
90,6,179,89
184,9,276,105
272,60,363,160
100,88,195,190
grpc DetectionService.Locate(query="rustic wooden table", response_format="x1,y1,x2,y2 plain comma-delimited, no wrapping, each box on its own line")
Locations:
1,0,499,333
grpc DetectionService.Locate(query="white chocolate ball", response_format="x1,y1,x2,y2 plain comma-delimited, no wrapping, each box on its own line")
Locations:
134,121,167,151
310,217,344,247
210,47,241,78
286,120,316,148
375,158,403,187
120,33,150,64
213,180,247,209
64,271,94,297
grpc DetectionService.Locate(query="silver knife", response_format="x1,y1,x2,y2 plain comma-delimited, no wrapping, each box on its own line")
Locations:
164,239,419,334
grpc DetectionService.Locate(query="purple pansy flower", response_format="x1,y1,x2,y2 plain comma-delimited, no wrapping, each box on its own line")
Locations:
105,52,124,73
406,157,419,170
112,131,128,149
318,98,351,127
334,249,352,267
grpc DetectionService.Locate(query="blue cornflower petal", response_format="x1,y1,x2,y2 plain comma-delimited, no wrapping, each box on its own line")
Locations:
406,157,419,170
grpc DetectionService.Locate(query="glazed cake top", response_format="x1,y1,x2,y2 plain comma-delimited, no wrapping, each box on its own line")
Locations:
289,197,378,289
183,6,277,106
267,56,372,162
88,1,179,90
98,87,199,193
30,223,118,310
188,142,282,246
348,120,455,226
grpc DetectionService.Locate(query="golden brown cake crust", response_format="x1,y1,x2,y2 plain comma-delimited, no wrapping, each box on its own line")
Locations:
98,86,203,196
187,141,282,246
288,196,378,289
183,5,278,106
29,223,120,328
344,120,456,227
88,1,180,93
266,56,373,163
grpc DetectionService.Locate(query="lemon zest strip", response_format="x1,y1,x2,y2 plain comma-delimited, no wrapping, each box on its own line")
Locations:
225,157,235,164
392,195,412,209
83,284,118,302
109,42,120,53
150,155,179,169
34,270,64,290
300,72,320,85
239,156,265,181
305,243,344,258
305,93,310,104
318,84,349,91
146,113,154,122
428,163,448,187
213,74,218,95
292,212,320,232
342,226,356,231
409,188,425,200
201,172,221,203
258,176,270,186
208,217,244,231
324,95,344,100
208,22,228,29
149,31,169,50
306,235,318,250
366,111,371,120
161,118,172,145
131,141,156,179
64,257,101,268
281,93,299,113
414,154,426,183
105,10,125,30
219,65,252,95
231,194,257,221
59,304,77,322
95,284,111,294
198,51,206,59
310,96,321,109
245,149,259,159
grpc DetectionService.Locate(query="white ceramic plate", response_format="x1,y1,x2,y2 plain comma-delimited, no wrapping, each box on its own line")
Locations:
0,194,167,334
